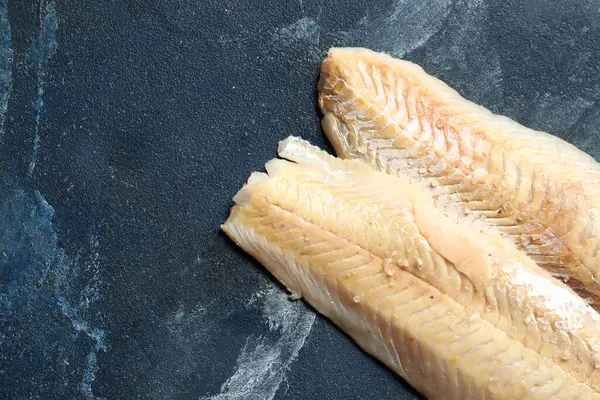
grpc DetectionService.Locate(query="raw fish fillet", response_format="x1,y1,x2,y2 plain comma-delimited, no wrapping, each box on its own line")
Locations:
223,136,600,399
319,47,600,308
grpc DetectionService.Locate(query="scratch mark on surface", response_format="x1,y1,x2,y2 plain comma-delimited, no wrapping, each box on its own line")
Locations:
27,1,58,176
55,234,106,400
0,189,107,398
202,288,315,400
57,294,106,399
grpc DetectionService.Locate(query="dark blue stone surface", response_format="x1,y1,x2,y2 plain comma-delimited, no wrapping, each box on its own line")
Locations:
1,0,600,399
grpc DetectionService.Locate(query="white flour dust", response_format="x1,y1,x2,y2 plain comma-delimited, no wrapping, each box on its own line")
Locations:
203,288,315,400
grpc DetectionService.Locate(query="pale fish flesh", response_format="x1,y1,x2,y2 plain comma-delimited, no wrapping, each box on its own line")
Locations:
319,47,600,308
223,136,600,399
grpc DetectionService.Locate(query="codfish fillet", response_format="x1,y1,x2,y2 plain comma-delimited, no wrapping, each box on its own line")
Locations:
223,136,600,399
319,47,600,308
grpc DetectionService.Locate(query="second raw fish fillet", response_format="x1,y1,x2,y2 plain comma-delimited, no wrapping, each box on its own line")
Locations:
319,47,600,308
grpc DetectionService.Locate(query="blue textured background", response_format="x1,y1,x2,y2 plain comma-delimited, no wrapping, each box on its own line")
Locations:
1,0,600,399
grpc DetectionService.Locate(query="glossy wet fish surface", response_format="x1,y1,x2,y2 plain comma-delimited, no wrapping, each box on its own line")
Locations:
223,48,600,399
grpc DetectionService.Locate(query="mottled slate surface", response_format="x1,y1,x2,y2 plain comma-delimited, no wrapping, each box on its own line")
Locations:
1,0,600,399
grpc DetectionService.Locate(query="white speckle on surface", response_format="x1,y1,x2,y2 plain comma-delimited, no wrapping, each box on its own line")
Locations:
271,16,323,61
377,0,453,56
271,17,320,46
414,0,505,110
55,233,107,400
0,0,12,142
564,100,600,161
203,288,315,400
166,303,208,338
340,0,453,58
27,1,58,176
246,288,270,308
527,93,594,134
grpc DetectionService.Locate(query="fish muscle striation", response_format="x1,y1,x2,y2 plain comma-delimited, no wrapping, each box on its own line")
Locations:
223,136,600,399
